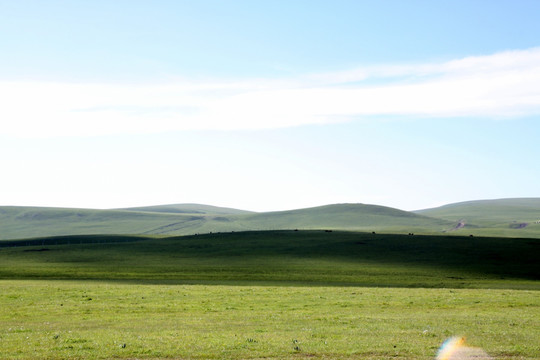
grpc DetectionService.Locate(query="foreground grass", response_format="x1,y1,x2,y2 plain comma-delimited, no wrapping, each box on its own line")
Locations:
1,280,538,360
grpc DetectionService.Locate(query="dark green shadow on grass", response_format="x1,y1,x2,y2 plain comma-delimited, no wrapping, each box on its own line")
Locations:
0,230,538,289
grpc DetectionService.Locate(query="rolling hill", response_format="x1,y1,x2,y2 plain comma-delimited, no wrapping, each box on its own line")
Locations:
1,198,540,240
222,203,452,233
0,206,204,240
0,203,452,240
415,198,540,237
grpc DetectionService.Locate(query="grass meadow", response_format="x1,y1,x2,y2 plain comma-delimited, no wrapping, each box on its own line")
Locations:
1,281,538,360
0,231,538,359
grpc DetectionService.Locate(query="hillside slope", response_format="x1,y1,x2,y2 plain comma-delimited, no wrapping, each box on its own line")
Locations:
0,206,207,240
415,198,540,237
0,203,452,240
228,203,453,233
2,198,540,240
1,231,538,288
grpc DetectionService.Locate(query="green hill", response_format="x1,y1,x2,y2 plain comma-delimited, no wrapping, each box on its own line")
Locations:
0,203,452,240
2,198,540,240
227,203,452,232
0,206,207,240
415,198,540,237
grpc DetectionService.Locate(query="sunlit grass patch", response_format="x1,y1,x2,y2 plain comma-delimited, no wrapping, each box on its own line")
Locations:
0,281,538,359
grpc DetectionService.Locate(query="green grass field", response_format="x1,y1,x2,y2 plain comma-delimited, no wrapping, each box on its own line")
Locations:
1,231,538,288
1,281,538,360
0,231,538,359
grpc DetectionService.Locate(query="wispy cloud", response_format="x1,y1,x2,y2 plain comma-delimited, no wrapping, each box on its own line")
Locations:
2,48,540,137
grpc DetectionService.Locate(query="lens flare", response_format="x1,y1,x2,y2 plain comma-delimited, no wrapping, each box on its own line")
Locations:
436,336,492,360
437,336,466,360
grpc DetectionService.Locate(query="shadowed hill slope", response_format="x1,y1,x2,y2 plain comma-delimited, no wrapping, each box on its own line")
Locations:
0,231,538,289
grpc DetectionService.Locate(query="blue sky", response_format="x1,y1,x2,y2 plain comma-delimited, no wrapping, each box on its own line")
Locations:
1,0,539,211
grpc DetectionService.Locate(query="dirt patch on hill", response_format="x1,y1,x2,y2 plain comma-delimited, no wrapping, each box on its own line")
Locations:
442,220,466,233
509,222,528,229
454,220,466,230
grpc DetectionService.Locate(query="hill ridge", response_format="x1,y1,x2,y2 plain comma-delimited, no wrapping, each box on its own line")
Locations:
1,198,539,240
117,203,254,215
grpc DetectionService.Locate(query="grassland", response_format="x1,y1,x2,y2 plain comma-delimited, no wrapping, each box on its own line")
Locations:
1,281,538,360
0,231,538,359
0,231,538,288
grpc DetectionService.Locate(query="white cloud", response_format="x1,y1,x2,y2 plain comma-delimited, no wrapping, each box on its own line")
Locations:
2,48,540,137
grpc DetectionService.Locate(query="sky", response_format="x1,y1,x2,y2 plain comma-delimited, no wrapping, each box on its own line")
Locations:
1,0,539,212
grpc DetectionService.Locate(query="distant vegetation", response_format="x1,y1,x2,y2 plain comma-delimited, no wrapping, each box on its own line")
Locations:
2,198,540,240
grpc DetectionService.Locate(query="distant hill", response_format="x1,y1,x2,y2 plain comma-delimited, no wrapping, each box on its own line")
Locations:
137,203,456,235
415,198,540,237
0,206,207,240
0,203,451,240
228,203,452,232
1,198,539,240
